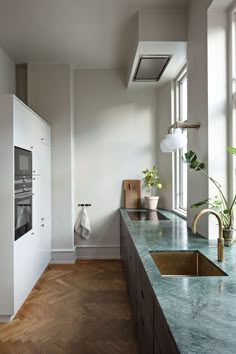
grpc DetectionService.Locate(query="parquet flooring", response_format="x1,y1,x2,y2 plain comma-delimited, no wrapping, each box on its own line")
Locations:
0,260,138,354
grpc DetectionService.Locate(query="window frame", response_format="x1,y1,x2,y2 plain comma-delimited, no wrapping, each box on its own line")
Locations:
228,3,236,227
172,65,188,217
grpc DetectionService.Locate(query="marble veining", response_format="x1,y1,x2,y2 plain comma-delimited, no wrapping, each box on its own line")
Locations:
120,208,236,354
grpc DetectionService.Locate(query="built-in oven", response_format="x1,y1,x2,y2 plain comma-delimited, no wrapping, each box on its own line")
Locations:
14,146,32,177
15,191,33,241
14,146,33,240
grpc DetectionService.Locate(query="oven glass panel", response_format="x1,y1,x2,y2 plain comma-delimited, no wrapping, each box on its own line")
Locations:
14,147,32,177
19,154,29,171
15,192,32,240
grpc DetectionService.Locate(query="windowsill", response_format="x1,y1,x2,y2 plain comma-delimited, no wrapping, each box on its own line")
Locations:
172,208,187,220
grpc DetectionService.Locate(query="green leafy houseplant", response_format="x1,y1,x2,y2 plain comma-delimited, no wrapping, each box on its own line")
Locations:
142,166,162,196
185,148,236,230
142,166,162,210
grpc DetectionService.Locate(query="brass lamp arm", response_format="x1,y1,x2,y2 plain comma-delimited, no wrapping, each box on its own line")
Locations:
167,121,201,134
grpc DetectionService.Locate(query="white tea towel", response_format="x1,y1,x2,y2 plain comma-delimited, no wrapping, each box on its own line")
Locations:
74,206,92,239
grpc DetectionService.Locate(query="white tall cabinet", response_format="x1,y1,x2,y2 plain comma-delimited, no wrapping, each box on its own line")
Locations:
0,95,51,322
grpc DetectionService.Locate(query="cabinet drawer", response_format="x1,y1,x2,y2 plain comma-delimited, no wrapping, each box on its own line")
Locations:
136,257,154,321
137,295,153,354
154,299,179,354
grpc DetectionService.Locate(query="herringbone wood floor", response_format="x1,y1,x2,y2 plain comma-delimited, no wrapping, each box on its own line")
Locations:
0,260,138,354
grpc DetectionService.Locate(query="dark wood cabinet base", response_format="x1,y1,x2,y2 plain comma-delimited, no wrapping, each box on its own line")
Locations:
120,213,180,354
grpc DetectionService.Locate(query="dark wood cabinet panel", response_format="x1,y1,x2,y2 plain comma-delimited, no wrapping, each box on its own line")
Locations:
137,295,153,354
136,257,154,321
120,212,180,354
120,217,137,319
154,334,162,354
120,218,128,280
154,300,180,354
127,237,137,319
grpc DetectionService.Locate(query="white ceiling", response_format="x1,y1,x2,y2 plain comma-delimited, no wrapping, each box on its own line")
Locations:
0,0,188,69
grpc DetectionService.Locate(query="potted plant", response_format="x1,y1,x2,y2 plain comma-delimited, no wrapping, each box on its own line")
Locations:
185,148,236,246
142,166,162,210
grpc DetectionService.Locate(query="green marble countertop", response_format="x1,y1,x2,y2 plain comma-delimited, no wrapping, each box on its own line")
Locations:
120,208,236,354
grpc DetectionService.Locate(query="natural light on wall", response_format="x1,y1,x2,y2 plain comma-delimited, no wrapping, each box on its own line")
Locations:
229,5,236,228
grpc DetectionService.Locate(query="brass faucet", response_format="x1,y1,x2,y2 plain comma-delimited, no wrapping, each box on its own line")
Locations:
192,208,224,262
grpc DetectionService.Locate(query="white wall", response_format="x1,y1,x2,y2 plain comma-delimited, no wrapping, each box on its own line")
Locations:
28,64,75,262
0,48,15,94
74,69,159,258
207,8,228,238
139,8,187,42
187,0,213,237
156,82,173,210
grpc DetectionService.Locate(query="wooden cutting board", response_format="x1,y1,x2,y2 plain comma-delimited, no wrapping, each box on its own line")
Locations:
123,180,141,209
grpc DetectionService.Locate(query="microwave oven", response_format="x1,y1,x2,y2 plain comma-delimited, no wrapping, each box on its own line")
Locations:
14,146,32,177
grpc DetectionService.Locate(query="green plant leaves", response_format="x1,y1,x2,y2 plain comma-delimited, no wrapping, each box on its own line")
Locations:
227,146,236,155
185,149,235,229
191,199,210,208
185,150,205,171
142,165,161,190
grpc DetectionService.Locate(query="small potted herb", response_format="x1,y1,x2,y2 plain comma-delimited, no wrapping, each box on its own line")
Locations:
142,166,162,209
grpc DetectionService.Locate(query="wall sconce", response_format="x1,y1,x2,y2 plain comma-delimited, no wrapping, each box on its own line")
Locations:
160,121,200,153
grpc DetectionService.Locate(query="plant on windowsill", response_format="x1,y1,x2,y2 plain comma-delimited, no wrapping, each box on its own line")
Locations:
142,166,162,210
185,147,236,246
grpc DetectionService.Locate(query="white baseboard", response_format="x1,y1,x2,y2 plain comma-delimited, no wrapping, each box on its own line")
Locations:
50,246,121,262
50,248,76,264
76,245,120,259
0,315,13,322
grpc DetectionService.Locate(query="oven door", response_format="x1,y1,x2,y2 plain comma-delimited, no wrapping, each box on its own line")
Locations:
15,191,33,241
15,146,32,177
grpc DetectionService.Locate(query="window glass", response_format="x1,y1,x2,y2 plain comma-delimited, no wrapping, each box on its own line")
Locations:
174,68,187,214
230,9,236,226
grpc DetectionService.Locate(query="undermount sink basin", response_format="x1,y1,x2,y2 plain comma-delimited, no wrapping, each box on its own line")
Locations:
150,251,227,277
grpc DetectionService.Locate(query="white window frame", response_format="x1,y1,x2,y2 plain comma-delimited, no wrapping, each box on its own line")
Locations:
228,3,236,228
173,65,187,217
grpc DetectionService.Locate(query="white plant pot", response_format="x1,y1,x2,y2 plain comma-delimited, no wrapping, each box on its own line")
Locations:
144,196,159,210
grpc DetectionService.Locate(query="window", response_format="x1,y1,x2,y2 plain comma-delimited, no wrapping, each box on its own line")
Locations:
229,6,236,226
173,66,187,215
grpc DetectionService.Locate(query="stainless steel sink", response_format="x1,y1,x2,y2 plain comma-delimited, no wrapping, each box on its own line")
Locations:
149,251,227,277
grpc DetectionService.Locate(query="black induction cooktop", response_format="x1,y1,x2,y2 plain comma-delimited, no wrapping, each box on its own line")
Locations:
127,210,169,221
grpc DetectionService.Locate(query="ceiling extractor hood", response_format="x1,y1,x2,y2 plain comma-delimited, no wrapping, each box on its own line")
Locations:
133,55,172,82
126,8,187,89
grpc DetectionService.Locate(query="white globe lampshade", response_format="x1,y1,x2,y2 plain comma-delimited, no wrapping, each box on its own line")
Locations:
160,128,187,152
160,135,174,152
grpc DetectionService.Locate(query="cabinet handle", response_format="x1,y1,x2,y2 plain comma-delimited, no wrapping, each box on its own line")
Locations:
31,232,34,235
41,217,44,221
41,224,44,227
141,289,144,299
30,146,33,149
41,138,44,141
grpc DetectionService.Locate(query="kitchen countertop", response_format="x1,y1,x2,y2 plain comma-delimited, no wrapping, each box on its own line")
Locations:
120,208,236,354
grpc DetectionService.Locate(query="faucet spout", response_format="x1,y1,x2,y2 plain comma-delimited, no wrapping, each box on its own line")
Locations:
192,208,224,262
